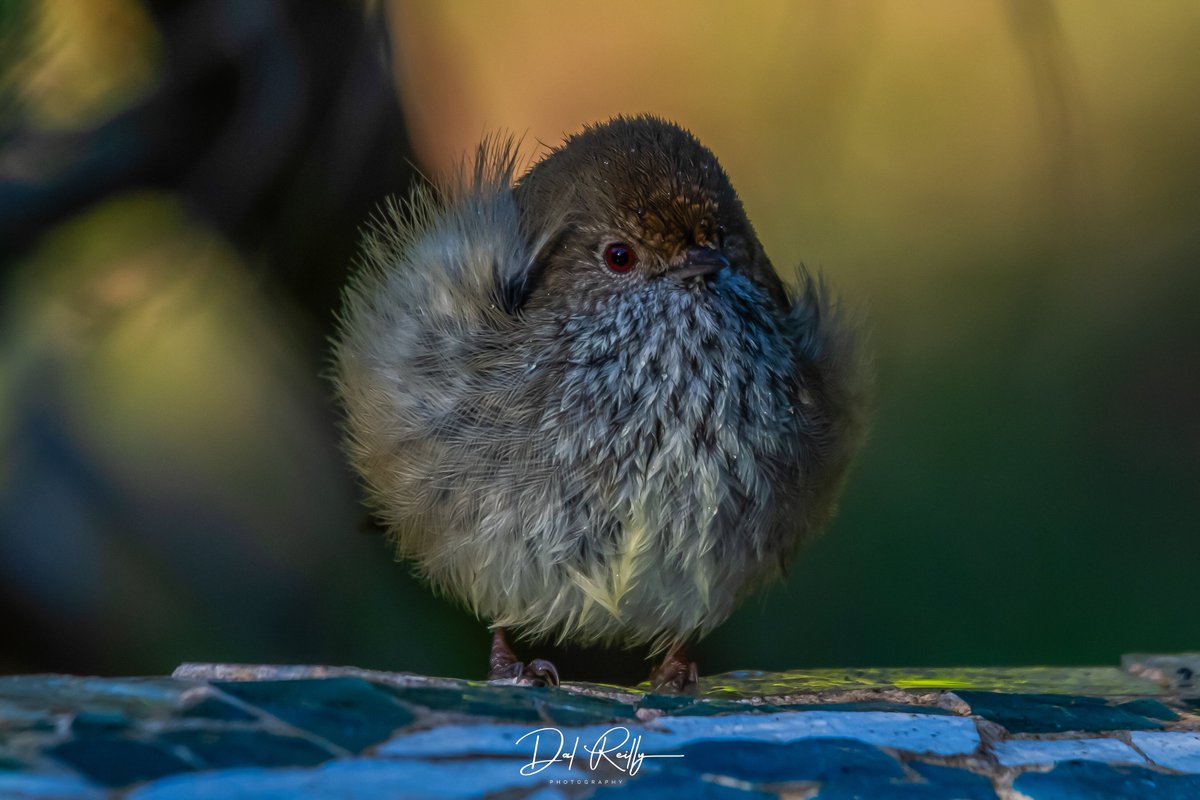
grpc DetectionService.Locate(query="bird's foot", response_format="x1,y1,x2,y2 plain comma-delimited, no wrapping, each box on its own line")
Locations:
648,644,699,694
487,626,560,687
488,657,561,687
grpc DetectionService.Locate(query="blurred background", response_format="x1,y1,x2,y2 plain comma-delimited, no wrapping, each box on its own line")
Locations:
1,0,1197,683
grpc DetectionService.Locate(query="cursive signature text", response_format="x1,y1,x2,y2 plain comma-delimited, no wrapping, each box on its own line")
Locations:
515,726,684,776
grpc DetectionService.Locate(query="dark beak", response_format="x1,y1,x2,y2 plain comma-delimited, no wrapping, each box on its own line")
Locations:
671,247,730,280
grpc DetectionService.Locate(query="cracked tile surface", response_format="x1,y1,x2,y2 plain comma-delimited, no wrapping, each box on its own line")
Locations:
1,657,1199,797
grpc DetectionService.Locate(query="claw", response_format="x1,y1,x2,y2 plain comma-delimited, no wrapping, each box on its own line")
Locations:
649,644,699,694
525,658,560,687
486,626,560,687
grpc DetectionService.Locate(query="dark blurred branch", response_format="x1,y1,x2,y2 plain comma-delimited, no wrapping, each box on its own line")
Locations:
0,0,417,342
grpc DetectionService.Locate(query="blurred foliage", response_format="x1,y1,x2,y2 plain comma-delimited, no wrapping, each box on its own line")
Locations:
9,0,161,132
0,0,1197,682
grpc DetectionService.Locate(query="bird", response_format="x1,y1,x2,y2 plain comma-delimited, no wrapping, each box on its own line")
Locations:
332,115,868,692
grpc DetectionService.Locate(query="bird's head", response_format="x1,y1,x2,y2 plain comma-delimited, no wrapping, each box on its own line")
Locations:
507,116,787,313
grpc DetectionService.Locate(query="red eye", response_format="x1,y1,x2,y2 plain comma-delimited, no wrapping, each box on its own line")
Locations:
603,242,637,273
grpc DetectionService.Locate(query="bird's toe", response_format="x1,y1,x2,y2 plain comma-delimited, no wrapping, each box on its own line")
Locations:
523,658,560,687
649,659,699,694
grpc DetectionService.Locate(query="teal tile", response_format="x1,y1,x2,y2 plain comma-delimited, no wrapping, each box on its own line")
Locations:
638,695,697,713
893,762,997,799
160,729,335,769
1115,699,1179,722
46,737,194,788
386,684,637,726
0,772,104,799
1015,761,1200,799
816,761,998,799
212,678,416,752
664,700,956,717
780,702,955,716
180,697,258,722
674,737,903,783
955,692,1165,733
0,677,192,721
70,711,130,733
667,700,781,717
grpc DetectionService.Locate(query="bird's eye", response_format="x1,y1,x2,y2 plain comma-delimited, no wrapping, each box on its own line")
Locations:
603,242,637,273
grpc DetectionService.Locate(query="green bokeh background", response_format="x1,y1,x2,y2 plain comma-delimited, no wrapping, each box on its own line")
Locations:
1,1,1197,683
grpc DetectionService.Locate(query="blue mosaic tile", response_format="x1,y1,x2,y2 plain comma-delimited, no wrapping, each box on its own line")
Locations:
212,678,416,752
955,692,1165,733
666,700,778,717
386,684,637,726
594,771,775,798
0,677,192,720
656,699,956,718
378,710,981,761
992,738,1144,767
647,711,981,756
1130,731,1200,773
130,757,577,799
376,722,550,758
160,729,335,769
46,737,194,788
524,790,571,800
11,667,1197,798
0,753,27,770
0,772,105,799
637,694,698,713
814,761,998,800
889,762,998,800
1116,698,1179,721
678,698,950,719
180,696,258,722
779,702,955,716
671,737,903,783
70,710,130,733
0,716,56,734
1014,760,1200,799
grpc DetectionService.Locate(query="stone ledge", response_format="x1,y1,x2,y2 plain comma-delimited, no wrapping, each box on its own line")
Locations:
0,655,1197,798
